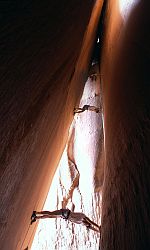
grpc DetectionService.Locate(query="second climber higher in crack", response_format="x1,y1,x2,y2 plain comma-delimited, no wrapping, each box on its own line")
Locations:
73,105,100,115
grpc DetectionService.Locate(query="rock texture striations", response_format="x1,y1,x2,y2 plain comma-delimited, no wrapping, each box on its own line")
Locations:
101,1,150,249
0,1,103,249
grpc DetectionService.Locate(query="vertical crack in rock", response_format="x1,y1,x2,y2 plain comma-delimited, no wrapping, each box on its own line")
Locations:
62,123,83,210
31,62,103,250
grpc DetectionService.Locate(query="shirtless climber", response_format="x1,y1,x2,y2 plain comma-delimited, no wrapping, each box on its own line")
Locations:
74,105,100,114
31,209,100,233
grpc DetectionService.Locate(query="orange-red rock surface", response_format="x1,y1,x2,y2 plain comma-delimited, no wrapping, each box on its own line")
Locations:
101,1,150,249
0,1,103,249
1,0,150,249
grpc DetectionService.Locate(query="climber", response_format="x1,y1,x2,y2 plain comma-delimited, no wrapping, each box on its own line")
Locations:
31,209,100,233
89,73,100,81
74,105,100,114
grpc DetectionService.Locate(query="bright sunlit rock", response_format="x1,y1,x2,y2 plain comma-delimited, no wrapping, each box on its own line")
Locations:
119,0,140,22
31,65,102,250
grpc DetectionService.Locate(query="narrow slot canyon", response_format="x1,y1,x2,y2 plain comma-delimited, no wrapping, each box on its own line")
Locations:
0,0,150,250
31,67,103,249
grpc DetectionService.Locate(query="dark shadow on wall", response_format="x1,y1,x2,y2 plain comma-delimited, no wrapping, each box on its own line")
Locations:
101,1,150,249
90,0,107,66
0,1,96,249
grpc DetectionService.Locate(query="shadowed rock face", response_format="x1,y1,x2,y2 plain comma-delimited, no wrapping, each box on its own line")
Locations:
1,0,150,249
0,1,105,249
101,0,150,249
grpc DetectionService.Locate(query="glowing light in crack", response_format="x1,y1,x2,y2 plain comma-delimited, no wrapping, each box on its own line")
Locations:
119,0,140,22
31,74,102,250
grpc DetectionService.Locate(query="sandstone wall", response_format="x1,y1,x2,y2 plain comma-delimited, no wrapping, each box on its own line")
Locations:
101,1,150,249
0,1,104,249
